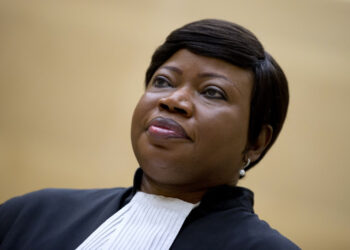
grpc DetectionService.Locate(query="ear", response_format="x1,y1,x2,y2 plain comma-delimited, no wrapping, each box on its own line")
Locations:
246,125,273,163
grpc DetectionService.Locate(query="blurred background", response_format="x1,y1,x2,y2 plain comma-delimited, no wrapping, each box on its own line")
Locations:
0,0,349,248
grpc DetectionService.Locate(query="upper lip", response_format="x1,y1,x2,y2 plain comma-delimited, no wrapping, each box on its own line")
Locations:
147,116,190,139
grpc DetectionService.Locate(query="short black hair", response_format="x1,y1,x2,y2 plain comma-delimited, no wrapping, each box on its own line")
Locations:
145,19,289,172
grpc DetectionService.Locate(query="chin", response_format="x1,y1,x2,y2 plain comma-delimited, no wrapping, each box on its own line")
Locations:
140,162,187,185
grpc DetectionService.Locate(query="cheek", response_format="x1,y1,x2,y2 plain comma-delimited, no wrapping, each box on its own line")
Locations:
200,107,249,144
131,96,147,143
194,108,249,165
131,93,159,149
132,94,153,128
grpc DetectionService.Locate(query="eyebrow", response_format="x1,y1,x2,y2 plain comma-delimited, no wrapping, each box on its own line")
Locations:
162,66,228,81
162,66,183,75
198,72,229,81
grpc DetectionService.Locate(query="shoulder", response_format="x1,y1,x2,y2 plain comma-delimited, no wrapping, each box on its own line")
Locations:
237,216,300,250
1,187,127,212
0,187,130,244
222,191,300,249
227,187,300,249
173,186,300,249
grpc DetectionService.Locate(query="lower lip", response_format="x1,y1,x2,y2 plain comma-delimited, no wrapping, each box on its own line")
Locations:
147,125,186,139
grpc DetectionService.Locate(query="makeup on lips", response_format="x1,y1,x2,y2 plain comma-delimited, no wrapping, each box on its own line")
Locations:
147,117,190,140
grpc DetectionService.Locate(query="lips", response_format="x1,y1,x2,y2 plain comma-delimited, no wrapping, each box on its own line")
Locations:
147,117,190,140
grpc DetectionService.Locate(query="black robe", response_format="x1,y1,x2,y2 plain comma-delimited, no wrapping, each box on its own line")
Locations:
0,169,300,249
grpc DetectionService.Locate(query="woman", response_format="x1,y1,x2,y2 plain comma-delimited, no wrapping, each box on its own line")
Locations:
0,19,299,249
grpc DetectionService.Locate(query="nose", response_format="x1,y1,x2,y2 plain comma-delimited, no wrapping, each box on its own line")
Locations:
158,87,194,118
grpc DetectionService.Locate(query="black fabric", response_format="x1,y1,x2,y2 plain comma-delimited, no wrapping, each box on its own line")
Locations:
0,169,300,249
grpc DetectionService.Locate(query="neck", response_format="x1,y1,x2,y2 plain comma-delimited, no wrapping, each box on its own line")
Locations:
140,174,207,204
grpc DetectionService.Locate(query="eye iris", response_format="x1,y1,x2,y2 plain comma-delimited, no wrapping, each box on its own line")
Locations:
204,88,226,100
155,78,169,87
207,89,217,96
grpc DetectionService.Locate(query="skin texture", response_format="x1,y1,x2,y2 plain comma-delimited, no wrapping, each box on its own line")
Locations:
131,49,272,203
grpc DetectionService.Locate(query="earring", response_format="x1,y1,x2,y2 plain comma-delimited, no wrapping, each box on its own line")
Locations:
240,158,251,177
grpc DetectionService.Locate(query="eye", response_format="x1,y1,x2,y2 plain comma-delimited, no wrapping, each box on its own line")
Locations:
202,86,226,100
152,76,173,88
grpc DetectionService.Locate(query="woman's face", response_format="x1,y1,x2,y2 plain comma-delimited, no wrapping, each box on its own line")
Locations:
131,49,253,191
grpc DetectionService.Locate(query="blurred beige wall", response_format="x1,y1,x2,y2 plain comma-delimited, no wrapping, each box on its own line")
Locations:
1,0,349,249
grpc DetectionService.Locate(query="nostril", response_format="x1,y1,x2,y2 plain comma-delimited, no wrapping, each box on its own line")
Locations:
174,107,187,115
159,103,170,111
